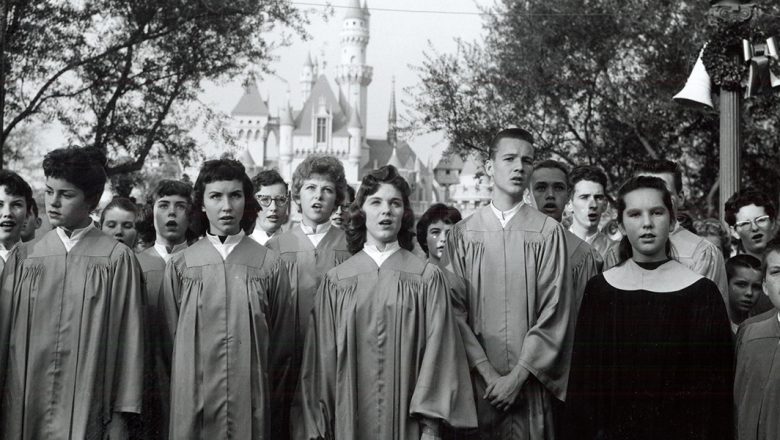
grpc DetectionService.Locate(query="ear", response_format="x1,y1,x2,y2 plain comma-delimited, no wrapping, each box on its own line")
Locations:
729,226,740,240
618,221,626,237
34,218,42,229
484,159,494,179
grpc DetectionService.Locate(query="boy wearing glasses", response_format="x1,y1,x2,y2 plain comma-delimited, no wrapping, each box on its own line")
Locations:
250,169,290,245
726,190,777,261
267,155,350,439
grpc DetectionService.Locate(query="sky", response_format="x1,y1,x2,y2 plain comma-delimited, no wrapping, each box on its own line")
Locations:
199,0,488,166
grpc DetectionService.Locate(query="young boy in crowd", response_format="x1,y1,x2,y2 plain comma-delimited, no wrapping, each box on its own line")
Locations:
726,254,763,333
734,238,780,440
0,171,34,272
20,198,42,243
0,146,144,439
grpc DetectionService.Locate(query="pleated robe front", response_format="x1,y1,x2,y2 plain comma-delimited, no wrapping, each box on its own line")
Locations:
297,250,477,440
0,228,144,440
161,236,294,440
446,204,573,440
564,230,600,312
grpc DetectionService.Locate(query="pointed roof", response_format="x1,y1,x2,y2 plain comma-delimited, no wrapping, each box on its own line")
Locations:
363,139,416,174
363,0,371,16
348,108,362,129
387,147,404,169
435,154,464,171
388,76,397,124
231,80,269,117
280,102,295,126
345,0,364,19
304,51,314,67
239,148,255,166
294,75,347,135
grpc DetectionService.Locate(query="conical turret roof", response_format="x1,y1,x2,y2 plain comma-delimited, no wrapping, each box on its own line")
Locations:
345,0,364,19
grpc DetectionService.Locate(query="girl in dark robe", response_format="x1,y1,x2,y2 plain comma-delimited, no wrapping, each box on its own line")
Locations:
296,165,477,440
562,175,734,440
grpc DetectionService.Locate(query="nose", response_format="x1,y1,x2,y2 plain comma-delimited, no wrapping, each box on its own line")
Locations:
436,234,447,248
641,212,653,228
750,220,759,232
544,187,555,199
587,197,597,209
0,204,11,217
49,194,61,208
220,198,232,212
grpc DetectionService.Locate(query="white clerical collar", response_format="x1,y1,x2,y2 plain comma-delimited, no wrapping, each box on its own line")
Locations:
206,231,245,260
363,241,401,267
153,240,188,263
490,201,524,228
300,222,331,247
56,222,95,252
249,228,272,245
0,240,20,262
583,231,601,244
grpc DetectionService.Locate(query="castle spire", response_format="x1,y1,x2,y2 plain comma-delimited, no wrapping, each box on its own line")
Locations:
387,76,398,146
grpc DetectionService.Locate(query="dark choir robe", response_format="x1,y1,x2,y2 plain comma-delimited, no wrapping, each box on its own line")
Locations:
563,260,734,440
446,204,573,439
297,249,478,440
161,236,294,440
135,243,187,439
604,226,729,309
0,227,144,439
734,312,780,440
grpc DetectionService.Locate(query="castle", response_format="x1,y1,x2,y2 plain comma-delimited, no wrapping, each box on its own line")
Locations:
229,0,434,209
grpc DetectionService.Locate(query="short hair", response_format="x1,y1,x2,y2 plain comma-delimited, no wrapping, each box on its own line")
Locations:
146,179,193,206
615,175,676,264
694,217,732,257
569,165,608,193
29,198,39,218
100,197,140,226
0,170,33,213
135,204,156,246
724,190,777,227
726,254,762,280
633,160,683,195
346,165,415,255
762,238,780,276
488,127,534,160
533,160,570,181
191,159,260,237
291,155,348,207
345,185,356,203
415,204,463,256
42,146,107,209
251,169,288,193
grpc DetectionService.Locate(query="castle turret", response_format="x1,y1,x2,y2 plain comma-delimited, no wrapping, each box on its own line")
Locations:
387,76,398,146
300,52,315,106
279,102,295,181
347,107,363,182
335,0,373,133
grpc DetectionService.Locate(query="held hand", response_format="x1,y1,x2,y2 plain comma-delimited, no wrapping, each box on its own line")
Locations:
475,361,501,387
421,432,442,440
484,367,529,411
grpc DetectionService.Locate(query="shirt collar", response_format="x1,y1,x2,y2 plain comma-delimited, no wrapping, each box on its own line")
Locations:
363,241,401,267
206,231,245,260
153,240,188,262
300,221,331,236
489,201,524,227
0,240,19,262
56,222,95,252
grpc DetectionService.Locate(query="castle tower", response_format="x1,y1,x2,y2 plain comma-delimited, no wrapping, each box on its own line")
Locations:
387,76,398,146
300,52,315,106
279,101,295,181
231,77,270,166
347,107,363,183
335,0,373,134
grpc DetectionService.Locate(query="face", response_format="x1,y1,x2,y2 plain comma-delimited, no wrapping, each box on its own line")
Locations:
530,167,568,222
363,183,405,246
733,204,775,256
763,250,780,311
154,194,190,245
299,174,337,226
331,189,354,228
619,188,672,262
426,220,453,262
45,177,94,230
20,210,41,242
636,171,682,211
101,207,138,247
254,182,289,234
485,137,534,201
571,180,608,231
728,266,762,314
0,187,28,247
202,180,245,236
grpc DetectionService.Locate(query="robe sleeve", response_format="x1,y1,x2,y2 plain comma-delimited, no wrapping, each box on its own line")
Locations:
517,224,572,401
265,256,295,392
297,274,339,440
409,266,478,429
572,248,600,313
105,247,145,415
0,246,23,414
445,226,491,369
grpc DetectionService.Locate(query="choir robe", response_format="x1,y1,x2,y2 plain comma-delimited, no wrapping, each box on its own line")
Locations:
603,226,729,308
297,249,478,440
563,260,734,440
734,312,780,440
0,228,144,440
564,230,600,311
582,230,615,262
135,244,187,440
446,204,573,439
161,236,294,440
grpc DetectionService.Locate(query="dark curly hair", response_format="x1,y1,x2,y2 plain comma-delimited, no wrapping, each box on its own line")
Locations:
616,175,676,264
0,170,34,214
42,146,107,210
190,159,260,237
291,154,348,208
415,203,462,256
144,179,196,243
346,165,415,255
724,189,776,227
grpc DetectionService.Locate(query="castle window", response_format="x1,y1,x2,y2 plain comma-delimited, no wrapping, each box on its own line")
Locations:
316,117,327,143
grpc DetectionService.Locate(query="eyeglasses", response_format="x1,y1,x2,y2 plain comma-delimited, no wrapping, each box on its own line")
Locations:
256,195,290,208
734,215,772,232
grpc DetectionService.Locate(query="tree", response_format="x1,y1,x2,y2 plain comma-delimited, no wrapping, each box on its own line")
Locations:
0,0,308,173
411,0,780,214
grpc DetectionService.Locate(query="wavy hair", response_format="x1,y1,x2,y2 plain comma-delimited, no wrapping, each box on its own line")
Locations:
415,203,462,256
291,154,348,208
42,146,107,210
346,165,415,255
190,159,260,237
616,175,676,264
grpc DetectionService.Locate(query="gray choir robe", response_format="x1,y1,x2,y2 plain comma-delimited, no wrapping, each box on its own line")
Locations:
161,236,294,440
297,250,477,439
0,228,144,440
564,230,601,311
447,204,573,439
